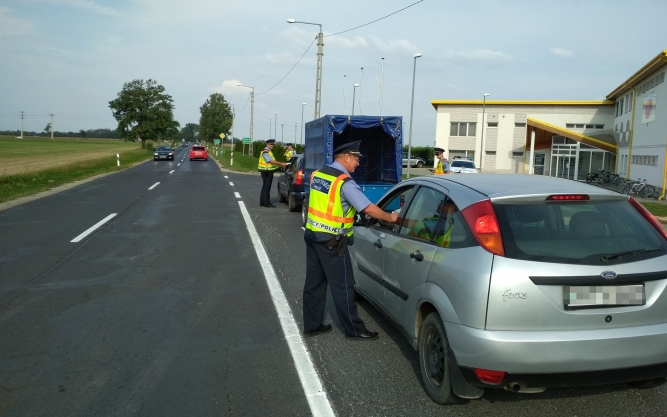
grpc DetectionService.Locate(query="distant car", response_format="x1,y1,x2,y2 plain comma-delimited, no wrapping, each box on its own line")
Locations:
350,174,667,404
181,143,187,147
402,152,425,168
277,155,305,212
190,145,208,161
450,160,478,173
154,146,174,161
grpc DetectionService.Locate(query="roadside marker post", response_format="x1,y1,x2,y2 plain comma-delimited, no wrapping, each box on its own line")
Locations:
116,154,120,167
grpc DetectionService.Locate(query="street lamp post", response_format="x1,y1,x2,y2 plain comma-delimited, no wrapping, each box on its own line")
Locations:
301,103,306,146
275,111,278,140
269,117,272,140
407,53,422,179
287,19,323,119
480,93,490,172
238,84,254,155
379,58,385,115
359,67,364,115
230,104,235,165
281,124,284,142
351,84,359,115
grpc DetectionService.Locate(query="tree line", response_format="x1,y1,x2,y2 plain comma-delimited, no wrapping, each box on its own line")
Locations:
0,128,120,139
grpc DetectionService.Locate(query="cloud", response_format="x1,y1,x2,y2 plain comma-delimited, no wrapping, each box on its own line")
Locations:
325,34,418,55
550,47,574,57
212,80,254,97
444,49,513,65
36,0,122,16
0,7,36,38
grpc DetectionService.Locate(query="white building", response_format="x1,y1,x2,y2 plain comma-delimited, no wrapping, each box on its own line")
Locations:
431,50,667,199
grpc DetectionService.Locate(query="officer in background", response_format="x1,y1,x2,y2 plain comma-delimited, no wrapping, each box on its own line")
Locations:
284,143,296,160
430,147,451,175
303,141,398,341
258,139,287,208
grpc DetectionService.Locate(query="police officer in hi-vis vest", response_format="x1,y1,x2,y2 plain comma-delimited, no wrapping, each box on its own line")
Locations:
303,141,398,340
429,147,451,175
284,143,295,160
258,139,287,207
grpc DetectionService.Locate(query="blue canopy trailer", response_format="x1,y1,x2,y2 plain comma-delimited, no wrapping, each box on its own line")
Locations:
301,115,403,222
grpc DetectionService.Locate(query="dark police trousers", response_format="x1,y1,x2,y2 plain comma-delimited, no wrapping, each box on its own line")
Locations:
303,236,368,337
259,170,274,206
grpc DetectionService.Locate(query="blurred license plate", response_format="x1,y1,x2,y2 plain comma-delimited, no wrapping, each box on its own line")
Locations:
159,155,166,159
564,284,645,310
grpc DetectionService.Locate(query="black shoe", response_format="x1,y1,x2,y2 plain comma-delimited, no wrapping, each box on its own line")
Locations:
304,324,332,337
346,331,379,341
265,203,276,208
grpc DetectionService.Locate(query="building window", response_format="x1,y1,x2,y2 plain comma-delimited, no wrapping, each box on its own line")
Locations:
626,92,633,113
515,123,526,127
512,151,524,157
487,122,498,127
450,122,476,137
486,151,496,155
618,98,624,116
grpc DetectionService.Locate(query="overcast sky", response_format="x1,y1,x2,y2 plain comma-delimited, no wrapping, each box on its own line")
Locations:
1,0,666,146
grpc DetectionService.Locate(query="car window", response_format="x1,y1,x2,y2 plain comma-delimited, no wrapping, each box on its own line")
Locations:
368,185,416,231
398,187,446,243
157,146,169,151
192,146,205,151
494,200,667,265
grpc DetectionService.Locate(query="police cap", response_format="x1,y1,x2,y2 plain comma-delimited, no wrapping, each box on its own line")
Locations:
266,139,276,144
434,147,445,154
334,141,363,156
285,143,293,147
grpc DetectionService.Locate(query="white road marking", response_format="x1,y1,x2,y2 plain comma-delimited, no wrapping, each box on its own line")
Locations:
229,182,234,186
169,170,175,174
234,192,241,198
237,201,335,417
301,227,305,231
71,213,117,243
224,176,229,179
148,182,160,190
177,163,181,166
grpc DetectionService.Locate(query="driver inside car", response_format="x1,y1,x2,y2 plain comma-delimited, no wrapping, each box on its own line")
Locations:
409,198,457,248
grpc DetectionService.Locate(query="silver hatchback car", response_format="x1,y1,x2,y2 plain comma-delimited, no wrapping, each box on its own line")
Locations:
350,174,667,404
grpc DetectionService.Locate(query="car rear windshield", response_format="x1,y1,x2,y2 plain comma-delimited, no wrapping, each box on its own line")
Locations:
493,200,667,265
452,161,474,168
192,146,205,151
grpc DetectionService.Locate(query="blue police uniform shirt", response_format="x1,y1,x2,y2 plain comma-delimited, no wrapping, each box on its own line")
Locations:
262,147,274,163
329,161,372,214
441,158,451,172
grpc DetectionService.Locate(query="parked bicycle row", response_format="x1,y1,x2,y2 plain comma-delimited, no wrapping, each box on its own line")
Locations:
586,169,658,198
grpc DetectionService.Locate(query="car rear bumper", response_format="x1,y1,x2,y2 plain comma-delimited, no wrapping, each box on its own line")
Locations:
445,321,667,375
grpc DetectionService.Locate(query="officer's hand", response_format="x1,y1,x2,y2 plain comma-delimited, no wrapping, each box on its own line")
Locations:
388,212,399,223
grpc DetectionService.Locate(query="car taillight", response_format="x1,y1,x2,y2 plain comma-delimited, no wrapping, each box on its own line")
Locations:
546,194,589,201
461,200,505,256
628,197,667,241
473,368,506,385
294,169,304,186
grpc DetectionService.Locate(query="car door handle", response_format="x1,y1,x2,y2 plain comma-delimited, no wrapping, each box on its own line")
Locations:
410,251,424,262
374,239,383,248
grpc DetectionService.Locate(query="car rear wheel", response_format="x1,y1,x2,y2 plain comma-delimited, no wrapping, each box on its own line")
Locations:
301,196,308,227
416,161,424,168
418,312,460,404
288,193,299,212
278,186,287,204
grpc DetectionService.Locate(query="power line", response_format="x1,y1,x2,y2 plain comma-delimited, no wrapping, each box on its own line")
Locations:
326,0,424,37
256,36,317,96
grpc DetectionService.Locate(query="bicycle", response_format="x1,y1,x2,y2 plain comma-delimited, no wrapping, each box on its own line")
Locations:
597,170,612,185
618,178,655,199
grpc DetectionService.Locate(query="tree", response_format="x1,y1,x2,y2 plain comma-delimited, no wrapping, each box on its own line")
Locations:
79,129,87,138
44,123,52,133
199,93,232,142
109,79,180,148
179,123,199,142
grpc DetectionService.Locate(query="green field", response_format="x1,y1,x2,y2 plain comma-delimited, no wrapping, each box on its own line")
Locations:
209,145,260,173
0,137,153,204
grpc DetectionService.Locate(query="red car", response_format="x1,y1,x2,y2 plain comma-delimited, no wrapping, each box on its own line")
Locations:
190,145,208,161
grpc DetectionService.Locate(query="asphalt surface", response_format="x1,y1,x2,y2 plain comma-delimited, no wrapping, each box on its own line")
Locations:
1,148,667,416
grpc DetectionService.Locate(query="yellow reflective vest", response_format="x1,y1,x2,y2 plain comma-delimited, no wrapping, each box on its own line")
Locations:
412,215,453,247
284,149,295,159
306,166,356,238
435,158,450,175
258,148,280,171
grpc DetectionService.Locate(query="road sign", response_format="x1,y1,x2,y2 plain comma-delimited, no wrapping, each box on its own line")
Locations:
242,137,251,144
219,133,226,139
213,139,221,145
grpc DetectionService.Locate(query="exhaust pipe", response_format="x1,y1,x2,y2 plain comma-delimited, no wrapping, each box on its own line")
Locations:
504,382,546,394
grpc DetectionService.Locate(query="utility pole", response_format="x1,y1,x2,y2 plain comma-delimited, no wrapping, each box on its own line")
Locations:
281,124,284,142
379,58,385,116
294,123,297,142
230,104,235,166
20,111,24,139
50,113,54,140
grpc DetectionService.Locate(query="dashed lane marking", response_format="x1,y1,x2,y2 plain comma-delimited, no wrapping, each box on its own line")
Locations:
234,192,241,198
169,170,175,174
71,213,117,243
229,182,234,186
237,201,335,417
148,182,160,190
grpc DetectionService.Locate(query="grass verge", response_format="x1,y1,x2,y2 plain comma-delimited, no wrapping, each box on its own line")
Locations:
0,148,152,204
209,148,259,173
641,202,667,218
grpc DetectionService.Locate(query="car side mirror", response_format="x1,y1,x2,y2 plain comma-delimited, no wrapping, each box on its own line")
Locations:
353,213,368,227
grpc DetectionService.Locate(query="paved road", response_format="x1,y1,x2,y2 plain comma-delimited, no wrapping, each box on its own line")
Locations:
1,150,667,416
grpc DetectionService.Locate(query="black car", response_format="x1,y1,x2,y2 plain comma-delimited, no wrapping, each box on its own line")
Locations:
277,155,305,212
154,146,174,161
